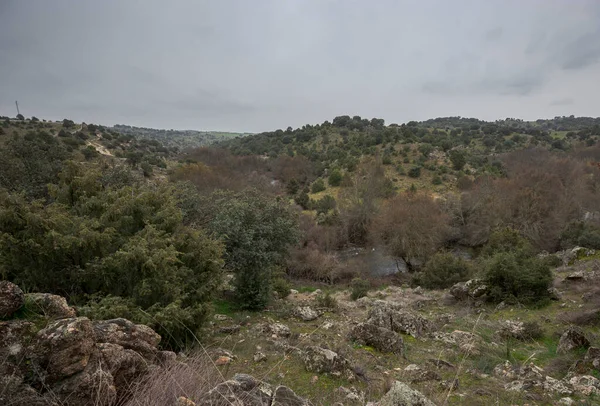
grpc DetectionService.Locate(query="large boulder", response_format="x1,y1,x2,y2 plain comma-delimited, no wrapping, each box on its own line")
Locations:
295,306,319,321
377,381,436,406
48,354,117,406
367,301,432,337
0,280,25,318
201,374,312,406
349,323,404,354
301,346,352,376
93,318,161,357
25,293,76,319
448,279,488,301
202,373,274,406
557,326,590,354
31,317,96,383
97,342,149,393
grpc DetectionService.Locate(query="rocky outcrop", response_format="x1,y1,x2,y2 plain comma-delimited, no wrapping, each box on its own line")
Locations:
349,323,404,354
256,321,292,338
0,280,24,318
30,317,97,383
367,300,432,337
0,285,169,406
200,374,312,406
294,306,319,321
557,326,590,354
300,346,353,379
377,381,436,406
25,292,76,319
93,318,161,358
448,279,488,301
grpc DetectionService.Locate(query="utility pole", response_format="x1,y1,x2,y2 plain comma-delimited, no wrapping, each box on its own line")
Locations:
15,100,20,116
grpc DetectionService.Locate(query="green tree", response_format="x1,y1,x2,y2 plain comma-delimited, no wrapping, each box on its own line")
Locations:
208,190,299,309
311,178,326,193
449,150,466,170
328,169,343,187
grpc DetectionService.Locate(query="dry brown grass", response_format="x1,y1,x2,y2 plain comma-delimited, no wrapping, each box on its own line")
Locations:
120,353,222,406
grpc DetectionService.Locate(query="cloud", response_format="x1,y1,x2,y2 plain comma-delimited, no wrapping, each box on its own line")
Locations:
550,98,574,106
0,0,599,132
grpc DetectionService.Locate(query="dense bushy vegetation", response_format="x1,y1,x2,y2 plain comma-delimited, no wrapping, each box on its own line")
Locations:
2,112,600,349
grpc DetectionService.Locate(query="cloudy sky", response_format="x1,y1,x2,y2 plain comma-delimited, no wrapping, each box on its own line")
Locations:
1,0,599,132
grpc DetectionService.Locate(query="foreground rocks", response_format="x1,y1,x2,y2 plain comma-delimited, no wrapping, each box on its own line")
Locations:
367,300,432,337
25,292,77,319
0,283,174,406
349,322,404,354
375,381,436,406
200,374,312,406
0,280,24,318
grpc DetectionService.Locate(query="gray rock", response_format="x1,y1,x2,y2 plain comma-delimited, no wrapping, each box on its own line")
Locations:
0,280,24,318
367,301,432,337
31,317,96,383
203,374,274,406
25,292,76,319
93,318,161,357
295,306,319,321
377,381,436,406
349,323,404,354
301,346,352,376
272,385,313,406
557,326,590,354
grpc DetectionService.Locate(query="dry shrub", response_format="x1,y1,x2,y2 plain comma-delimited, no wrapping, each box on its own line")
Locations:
287,245,354,284
121,352,221,406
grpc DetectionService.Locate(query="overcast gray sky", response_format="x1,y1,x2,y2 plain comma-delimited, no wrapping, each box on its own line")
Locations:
1,0,599,132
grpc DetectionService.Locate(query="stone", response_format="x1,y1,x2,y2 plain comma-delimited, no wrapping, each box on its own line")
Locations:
214,314,231,321
566,271,585,281
497,320,525,340
295,306,319,321
215,356,233,366
177,397,196,406
25,292,76,319
0,280,24,318
542,375,573,396
49,354,117,406
97,342,148,392
301,346,352,375
378,381,436,406
93,318,161,357
254,352,267,362
548,287,562,301
433,330,483,355
569,375,600,396
449,279,488,301
367,300,432,337
31,317,96,383
403,364,441,383
258,322,291,338
272,385,313,406
559,397,575,405
203,374,274,406
557,326,590,354
218,325,240,334
349,323,404,354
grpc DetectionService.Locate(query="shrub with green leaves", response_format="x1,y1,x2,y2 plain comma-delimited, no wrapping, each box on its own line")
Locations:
311,178,326,193
0,163,225,349
350,278,370,300
408,166,421,178
207,189,299,310
414,252,472,289
328,169,343,186
480,229,552,303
